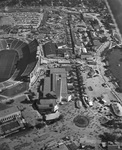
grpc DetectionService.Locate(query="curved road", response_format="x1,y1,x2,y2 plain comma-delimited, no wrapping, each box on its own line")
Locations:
84,12,122,104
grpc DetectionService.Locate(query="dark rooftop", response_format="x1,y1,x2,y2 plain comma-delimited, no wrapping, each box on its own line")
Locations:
108,145,122,150
1,120,20,133
42,42,58,57
37,99,57,106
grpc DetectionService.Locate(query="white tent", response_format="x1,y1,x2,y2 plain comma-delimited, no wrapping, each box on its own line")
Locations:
67,95,72,102
45,111,60,121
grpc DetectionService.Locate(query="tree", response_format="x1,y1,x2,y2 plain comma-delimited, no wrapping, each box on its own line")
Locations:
115,88,122,93
99,132,116,142
117,136,122,143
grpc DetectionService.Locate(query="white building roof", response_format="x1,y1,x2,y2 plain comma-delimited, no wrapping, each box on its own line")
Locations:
45,110,60,121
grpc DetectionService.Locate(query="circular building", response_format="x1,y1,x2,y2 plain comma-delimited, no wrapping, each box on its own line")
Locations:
0,38,38,100
111,102,122,117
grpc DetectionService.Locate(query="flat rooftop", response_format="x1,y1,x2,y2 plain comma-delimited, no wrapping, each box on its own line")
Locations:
38,99,57,106
0,106,20,119
50,68,66,74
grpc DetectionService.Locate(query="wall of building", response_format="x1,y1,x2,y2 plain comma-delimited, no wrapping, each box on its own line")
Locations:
0,111,21,123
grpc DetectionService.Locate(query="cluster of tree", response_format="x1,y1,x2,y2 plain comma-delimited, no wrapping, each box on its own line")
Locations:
0,0,84,7
0,0,19,7
99,132,122,143
0,25,11,33
0,0,41,7
104,69,111,77
99,132,116,143
83,0,105,11
115,87,122,93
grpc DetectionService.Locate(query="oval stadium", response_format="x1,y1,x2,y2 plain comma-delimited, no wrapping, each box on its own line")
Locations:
0,38,39,100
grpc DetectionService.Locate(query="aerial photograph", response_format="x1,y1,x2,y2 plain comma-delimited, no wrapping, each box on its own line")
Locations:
0,0,122,150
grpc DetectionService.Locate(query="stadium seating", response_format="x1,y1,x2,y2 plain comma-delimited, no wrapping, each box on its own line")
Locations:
13,40,23,50
28,39,38,53
10,69,20,80
10,39,19,49
1,40,7,49
0,41,4,50
21,62,36,77
15,41,26,51
0,38,38,97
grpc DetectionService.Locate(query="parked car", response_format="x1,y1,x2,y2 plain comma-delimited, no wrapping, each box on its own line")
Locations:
102,83,108,88
6,99,14,104
88,86,93,91
97,97,106,104
89,100,93,106
93,97,97,102
93,74,98,77
95,70,99,74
